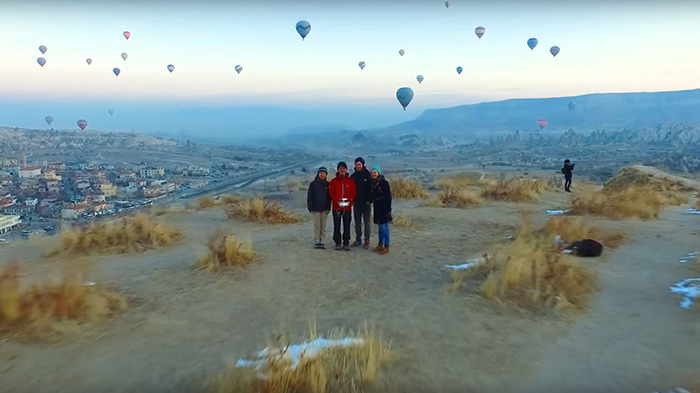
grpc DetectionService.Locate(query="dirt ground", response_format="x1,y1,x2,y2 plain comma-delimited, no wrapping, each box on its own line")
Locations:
1,171,699,393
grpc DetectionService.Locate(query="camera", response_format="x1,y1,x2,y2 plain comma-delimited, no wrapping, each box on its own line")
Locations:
338,198,350,208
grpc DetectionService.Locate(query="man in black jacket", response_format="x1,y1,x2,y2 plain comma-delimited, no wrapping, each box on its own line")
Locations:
562,159,575,192
307,167,331,249
350,157,372,249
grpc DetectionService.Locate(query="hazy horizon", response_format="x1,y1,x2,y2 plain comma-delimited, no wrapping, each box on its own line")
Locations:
1,0,699,138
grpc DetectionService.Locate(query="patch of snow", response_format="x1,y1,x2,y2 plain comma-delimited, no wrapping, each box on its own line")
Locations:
546,209,569,216
669,278,700,309
445,257,485,271
683,208,700,215
84,281,96,286
653,388,691,393
679,252,697,264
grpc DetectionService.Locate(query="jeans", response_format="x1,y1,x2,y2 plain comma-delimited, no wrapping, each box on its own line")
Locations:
564,176,572,190
353,203,371,243
332,210,352,246
378,223,390,247
312,211,328,244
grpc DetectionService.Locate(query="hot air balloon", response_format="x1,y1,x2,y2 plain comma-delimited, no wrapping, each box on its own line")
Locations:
86,58,92,65
113,68,121,77
396,87,414,111
39,45,47,54
416,75,424,84
235,65,243,74
527,38,538,51
475,26,485,39
121,52,128,61
123,31,131,40
296,20,311,40
550,46,560,57
45,116,53,125
538,118,548,130
167,64,175,73
445,1,450,7
568,102,576,111
358,61,366,70
399,49,405,56
456,66,463,75
77,119,88,131
37,57,46,67
108,109,115,116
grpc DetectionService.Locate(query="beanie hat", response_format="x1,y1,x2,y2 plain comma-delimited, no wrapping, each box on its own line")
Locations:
337,161,348,170
371,165,381,174
317,166,328,174
564,159,570,164
354,157,365,165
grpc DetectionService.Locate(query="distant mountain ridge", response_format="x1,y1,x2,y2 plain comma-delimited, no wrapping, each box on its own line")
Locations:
376,88,700,135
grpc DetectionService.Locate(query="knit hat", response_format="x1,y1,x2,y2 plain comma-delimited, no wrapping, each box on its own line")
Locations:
371,165,381,174
317,166,328,174
564,159,570,164
337,161,348,170
354,157,365,165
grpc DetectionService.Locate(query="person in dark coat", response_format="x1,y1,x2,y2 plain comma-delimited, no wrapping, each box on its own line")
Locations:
561,159,575,192
369,165,392,255
350,157,372,249
567,239,603,257
307,167,331,249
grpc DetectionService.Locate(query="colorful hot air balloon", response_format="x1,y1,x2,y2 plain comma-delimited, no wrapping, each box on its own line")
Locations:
456,66,463,75
167,64,175,73
45,116,53,125
123,31,131,40
396,87,414,111
121,52,128,61
538,118,548,130
235,65,243,74
108,109,115,116
77,119,88,131
113,68,121,77
416,75,424,84
399,49,405,56
86,58,92,65
527,38,538,51
296,20,311,40
358,61,366,70
568,101,576,111
475,26,485,39
445,1,450,7
37,57,46,67
550,46,560,57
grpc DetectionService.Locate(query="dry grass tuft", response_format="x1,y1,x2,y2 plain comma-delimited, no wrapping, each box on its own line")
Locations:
193,230,256,273
543,216,626,249
199,196,219,209
694,199,700,210
479,178,548,202
431,186,483,208
391,214,416,230
224,196,302,224
210,324,392,393
286,180,307,193
0,263,128,336
569,186,677,220
389,177,429,199
434,172,483,190
451,217,597,312
55,214,184,255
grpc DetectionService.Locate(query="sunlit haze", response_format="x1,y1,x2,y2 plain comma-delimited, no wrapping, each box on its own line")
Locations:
1,0,699,137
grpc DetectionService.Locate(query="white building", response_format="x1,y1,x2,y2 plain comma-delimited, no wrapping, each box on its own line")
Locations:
18,167,42,179
0,215,21,235
140,167,165,179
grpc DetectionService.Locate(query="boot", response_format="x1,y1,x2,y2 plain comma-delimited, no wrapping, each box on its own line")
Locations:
380,246,390,255
373,244,384,253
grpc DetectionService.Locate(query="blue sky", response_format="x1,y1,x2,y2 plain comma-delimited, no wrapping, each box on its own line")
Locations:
1,0,699,136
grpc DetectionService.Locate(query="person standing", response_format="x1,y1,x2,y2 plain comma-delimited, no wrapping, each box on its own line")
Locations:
561,159,575,192
369,166,392,255
329,161,357,251
307,166,331,249
350,157,372,249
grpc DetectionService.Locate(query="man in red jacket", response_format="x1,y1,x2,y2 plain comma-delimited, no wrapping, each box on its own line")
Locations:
329,161,357,251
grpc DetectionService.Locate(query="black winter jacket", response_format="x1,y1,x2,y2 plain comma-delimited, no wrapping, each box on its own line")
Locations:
561,163,574,177
370,175,392,225
351,168,372,205
307,175,331,212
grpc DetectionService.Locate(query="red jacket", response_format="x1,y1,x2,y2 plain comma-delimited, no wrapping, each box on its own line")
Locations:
329,173,357,211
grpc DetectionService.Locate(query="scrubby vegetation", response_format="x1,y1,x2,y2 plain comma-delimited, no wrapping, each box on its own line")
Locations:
479,178,548,203
210,325,392,393
199,196,219,209
192,230,256,273
389,177,429,200
224,196,302,224
544,216,626,249
55,214,184,254
391,214,416,230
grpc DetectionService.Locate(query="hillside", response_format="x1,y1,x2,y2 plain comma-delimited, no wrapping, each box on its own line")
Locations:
378,88,700,135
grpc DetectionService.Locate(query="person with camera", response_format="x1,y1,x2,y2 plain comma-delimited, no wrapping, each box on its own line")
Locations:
329,161,357,251
561,159,575,192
